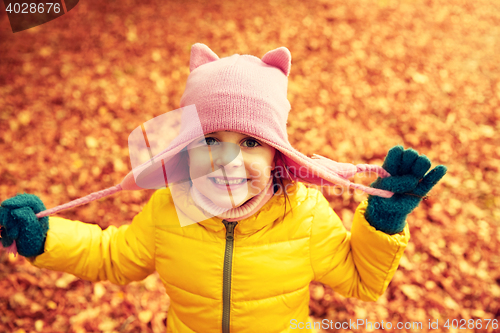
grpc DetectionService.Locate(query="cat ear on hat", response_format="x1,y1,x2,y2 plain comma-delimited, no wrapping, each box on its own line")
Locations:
261,47,291,76
189,43,220,72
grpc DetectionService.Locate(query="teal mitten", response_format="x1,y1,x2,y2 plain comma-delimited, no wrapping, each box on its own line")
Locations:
365,145,447,235
0,194,49,257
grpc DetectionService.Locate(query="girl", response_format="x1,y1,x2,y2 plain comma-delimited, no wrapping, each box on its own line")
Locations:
1,43,446,332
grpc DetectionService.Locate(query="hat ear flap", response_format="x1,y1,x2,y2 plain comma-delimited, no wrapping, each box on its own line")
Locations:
190,43,220,72
261,47,291,77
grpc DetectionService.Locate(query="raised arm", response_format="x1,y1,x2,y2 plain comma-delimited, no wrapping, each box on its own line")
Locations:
1,192,158,285
310,145,446,301
310,194,410,301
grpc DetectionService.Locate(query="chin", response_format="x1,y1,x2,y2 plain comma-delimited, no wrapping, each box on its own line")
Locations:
210,196,249,209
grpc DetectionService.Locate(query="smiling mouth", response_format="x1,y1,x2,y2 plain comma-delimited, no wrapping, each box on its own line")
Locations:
210,177,249,185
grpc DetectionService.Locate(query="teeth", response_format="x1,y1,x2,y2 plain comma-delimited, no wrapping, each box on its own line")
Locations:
213,178,246,185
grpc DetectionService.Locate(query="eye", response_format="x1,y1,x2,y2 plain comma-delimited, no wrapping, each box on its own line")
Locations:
203,137,218,145
242,138,261,148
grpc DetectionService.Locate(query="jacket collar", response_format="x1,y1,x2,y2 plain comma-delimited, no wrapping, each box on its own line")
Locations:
169,179,305,235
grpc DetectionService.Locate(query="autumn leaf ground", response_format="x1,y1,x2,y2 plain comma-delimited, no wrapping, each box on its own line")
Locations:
0,0,499,332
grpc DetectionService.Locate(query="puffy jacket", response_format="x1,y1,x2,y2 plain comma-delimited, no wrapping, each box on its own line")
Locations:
30,180,410,332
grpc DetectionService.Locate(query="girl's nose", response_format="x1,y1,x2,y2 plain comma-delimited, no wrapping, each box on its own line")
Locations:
213,142,243,168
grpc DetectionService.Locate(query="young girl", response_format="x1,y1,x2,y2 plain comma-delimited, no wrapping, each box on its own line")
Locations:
1,43,446,332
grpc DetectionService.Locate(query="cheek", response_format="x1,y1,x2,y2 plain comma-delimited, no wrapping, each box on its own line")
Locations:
249,159,274,178
188,153,208,178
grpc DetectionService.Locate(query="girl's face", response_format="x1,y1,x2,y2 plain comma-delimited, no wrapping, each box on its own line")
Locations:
186,131,276,209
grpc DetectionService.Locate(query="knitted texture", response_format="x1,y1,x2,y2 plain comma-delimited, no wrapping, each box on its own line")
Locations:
0,194,49,257
180,44,291,144
364,146,447,235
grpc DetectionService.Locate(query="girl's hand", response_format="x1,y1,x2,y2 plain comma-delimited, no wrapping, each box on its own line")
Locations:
0,194,49,257
364,145,447,235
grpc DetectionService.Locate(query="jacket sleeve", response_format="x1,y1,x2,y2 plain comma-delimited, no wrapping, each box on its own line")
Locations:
310,193,410,301
29,191,159,285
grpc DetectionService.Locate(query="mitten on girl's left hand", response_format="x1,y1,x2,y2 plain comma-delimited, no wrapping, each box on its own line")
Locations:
365,145,447,235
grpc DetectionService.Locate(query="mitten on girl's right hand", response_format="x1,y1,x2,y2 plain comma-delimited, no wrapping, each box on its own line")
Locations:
0,194,49,257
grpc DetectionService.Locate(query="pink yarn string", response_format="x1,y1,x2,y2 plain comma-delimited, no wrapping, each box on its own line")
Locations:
35,184,123,218
310,154,394,198
311,154,391,179
348,182,393,198
355,164,391,178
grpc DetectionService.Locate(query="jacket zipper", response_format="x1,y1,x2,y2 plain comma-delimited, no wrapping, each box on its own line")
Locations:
222,220,238,333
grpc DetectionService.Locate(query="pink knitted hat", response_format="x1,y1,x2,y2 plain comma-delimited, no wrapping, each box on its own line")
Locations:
34,43,393,219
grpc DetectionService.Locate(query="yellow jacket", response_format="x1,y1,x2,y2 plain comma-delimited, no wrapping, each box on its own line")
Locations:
31,180,410,332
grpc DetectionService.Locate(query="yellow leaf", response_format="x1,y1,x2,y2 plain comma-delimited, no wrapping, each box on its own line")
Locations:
98,319,118,332
400,285,421,301
55,273,78,288
94,282,106,299
139,310,153,323
46,300,57,310
35,320,44,332
85,136,99,149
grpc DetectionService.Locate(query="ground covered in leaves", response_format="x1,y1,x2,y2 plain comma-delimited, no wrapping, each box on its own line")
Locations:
0,0,499,332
